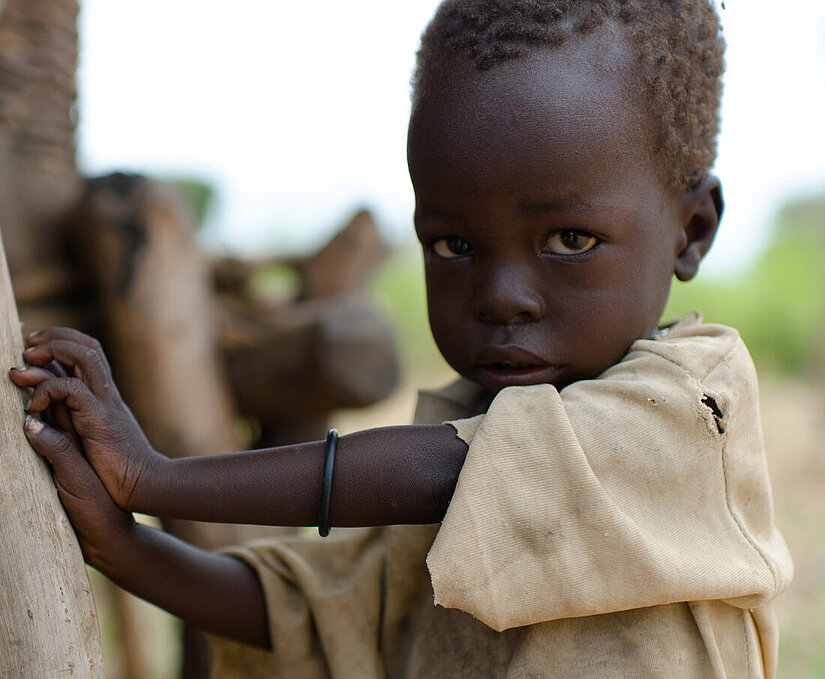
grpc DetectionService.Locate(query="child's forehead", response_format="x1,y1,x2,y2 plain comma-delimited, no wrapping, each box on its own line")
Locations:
414,24,646,138
414,1,725,193
410,31,654,182
408,25,665,204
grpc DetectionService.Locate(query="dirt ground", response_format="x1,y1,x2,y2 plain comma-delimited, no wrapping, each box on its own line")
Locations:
96,374,825,678
759,378,825,678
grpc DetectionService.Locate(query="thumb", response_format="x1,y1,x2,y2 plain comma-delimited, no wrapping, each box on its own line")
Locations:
23,416,133,564
24,416,97,496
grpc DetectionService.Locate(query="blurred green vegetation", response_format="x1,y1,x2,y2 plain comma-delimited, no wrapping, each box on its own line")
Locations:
163,176,216,230
371,244,451,379
666,194,825,376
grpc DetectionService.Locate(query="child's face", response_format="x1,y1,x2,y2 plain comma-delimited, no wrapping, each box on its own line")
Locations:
408,31,699,395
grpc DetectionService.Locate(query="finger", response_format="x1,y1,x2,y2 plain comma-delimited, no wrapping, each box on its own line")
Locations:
42,361,75,433
47,360,70,378
23,338,114,397
25,327,104,350
39,397,79,442
26,376,98,418
9,365,59,388
24,416,91,487
49,402,79,441
24,416,129,540
24,328,110,384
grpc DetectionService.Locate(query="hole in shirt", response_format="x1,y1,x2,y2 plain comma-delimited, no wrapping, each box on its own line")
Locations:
701,394,726,434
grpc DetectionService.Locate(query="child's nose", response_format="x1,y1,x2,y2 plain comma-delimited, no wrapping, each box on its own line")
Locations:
471,264,544,326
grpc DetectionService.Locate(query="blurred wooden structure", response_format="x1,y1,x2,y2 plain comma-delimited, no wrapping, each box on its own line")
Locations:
0,0,85,332
0,2,399,678
71,174,397,678
71,174,398,536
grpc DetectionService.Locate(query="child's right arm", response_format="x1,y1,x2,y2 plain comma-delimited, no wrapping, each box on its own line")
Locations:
11,328,468,527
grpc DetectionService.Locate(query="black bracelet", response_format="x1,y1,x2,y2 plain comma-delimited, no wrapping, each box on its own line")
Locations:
318,428,338,537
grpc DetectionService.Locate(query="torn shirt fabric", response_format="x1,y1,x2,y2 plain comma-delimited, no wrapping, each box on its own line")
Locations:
209,317,792,679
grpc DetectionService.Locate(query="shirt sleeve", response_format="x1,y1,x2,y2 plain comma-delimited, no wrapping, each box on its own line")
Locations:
426,327,793,632
208,528,387,679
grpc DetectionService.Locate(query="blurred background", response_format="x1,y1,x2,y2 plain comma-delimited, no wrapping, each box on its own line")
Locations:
78,0,825,278
1,0,823,677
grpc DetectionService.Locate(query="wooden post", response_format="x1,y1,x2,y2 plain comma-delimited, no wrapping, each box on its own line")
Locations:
0,229,105,677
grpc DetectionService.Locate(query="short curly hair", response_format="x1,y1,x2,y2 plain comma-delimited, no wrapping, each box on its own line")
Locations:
412,0,725,191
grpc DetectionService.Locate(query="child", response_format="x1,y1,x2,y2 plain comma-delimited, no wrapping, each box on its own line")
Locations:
11,1,793,677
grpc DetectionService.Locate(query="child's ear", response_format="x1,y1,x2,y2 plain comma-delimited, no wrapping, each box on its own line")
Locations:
674,175,724,282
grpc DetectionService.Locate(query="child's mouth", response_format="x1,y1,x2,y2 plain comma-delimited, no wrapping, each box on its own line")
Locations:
485,362,546,375
494,360,537,370
473,346,561,389
474,345,549,370
476,362,560,391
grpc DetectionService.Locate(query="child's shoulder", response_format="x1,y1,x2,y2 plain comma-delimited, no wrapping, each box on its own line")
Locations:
620,313,753,385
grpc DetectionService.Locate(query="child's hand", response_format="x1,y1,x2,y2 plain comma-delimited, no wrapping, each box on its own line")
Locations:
22,416,136,569
25,418,272,650
9,327,167,512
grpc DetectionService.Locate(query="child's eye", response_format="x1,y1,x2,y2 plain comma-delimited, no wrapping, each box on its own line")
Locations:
432,236,472,259
542,230,598,256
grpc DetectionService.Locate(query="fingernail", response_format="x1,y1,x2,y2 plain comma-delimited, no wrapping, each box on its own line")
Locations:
25,330,43,341
9,365,26,372
23,346,36,355
24,398,31,411
25,416,44,435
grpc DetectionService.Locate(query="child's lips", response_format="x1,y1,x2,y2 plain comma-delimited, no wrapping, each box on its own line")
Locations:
475,345,548,367
473,346,561,388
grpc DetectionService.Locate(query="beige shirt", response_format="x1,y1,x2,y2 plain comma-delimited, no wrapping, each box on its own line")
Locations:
210,317,792,678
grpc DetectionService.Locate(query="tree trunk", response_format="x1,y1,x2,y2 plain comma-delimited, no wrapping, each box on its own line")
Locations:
0,229,105,677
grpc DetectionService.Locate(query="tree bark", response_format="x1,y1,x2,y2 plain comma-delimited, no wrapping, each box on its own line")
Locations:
0,229,105,677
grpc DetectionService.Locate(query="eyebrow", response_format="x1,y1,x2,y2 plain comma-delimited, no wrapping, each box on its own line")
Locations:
521,193,604,212
413,206,464,223
414,194,615,223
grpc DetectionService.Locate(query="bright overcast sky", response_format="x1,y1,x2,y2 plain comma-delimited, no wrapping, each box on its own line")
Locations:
77,0,825,277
